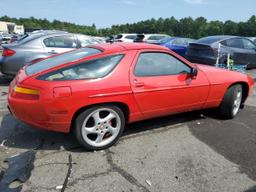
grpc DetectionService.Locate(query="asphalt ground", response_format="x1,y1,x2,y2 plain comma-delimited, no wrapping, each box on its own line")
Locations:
0,70,256,192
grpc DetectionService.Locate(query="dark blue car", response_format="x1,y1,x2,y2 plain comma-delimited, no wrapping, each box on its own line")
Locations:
156,37,195,57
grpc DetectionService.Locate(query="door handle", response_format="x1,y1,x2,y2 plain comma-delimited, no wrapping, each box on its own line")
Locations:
133,80,144,87
48,50,57,54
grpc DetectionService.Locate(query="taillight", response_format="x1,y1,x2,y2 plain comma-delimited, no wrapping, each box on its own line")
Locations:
12,86,40,100
2,48,16,57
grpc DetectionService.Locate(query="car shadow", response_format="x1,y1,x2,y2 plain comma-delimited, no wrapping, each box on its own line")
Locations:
0,110,205,153
188,105,256,181
1,106,256,182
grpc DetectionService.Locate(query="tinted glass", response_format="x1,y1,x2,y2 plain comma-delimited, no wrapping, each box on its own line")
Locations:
242,39,256,49
197,36,228,44
226,38,244,49
26,48,102,75
44,35,77,48
39,54,124,81
135,52,191,76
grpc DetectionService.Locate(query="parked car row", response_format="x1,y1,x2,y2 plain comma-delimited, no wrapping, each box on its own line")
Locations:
0,32,12,45
108,33,256,69
186,35,256,68
1,30,256,76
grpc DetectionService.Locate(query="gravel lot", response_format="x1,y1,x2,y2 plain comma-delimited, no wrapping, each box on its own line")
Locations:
0,70,256,192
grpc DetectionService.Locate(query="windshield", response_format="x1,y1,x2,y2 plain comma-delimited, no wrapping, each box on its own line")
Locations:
26,47,102,75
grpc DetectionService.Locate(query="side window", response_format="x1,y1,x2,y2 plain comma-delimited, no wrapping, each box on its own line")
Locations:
40,54,124,81
43,35,77,48
242,39,256,50
226,38,244,49
134,52,191,77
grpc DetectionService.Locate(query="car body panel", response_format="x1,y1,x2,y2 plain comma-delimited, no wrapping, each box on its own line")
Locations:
129,49,210,119
8,43,254,133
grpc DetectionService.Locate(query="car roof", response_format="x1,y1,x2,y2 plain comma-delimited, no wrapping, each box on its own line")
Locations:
118,33,137,36
90,42,169,52
196,35,240,44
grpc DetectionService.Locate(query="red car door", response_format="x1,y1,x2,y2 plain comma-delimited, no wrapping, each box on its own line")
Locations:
129,50,210,119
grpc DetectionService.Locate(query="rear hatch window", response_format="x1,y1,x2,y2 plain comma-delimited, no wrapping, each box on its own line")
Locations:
25,47,102,76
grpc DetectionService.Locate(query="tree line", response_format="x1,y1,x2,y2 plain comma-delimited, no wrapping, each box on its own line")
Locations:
1,15,256,39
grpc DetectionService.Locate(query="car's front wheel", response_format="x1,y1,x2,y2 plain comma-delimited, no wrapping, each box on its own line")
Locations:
219,84,243,119
74,105,125,150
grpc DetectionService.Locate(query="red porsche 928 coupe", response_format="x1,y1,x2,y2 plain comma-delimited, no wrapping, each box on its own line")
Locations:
8,43,254,150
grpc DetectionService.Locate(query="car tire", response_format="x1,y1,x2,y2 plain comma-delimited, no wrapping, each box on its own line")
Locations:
74,105,125,150
219,84,243,119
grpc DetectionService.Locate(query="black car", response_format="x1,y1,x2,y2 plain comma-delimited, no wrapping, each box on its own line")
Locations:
186,35,256,68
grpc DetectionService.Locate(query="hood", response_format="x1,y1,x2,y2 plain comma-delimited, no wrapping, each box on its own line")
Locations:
195,63,250,84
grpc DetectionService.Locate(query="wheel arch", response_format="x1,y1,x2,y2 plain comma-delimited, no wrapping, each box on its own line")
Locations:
70,102,130,133
227,81,249,104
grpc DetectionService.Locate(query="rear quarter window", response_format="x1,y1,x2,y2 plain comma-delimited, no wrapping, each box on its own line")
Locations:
38,54,124,81
43,35,77,48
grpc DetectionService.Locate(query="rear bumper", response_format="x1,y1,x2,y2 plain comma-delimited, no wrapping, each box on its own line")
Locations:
8,81,71,133
8,97,71,133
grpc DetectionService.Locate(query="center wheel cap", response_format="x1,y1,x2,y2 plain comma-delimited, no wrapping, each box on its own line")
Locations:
99,124,104,130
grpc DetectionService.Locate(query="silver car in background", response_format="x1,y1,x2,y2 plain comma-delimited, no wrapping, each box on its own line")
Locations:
0,32,101,75
0,32,12,45
134,34,170,44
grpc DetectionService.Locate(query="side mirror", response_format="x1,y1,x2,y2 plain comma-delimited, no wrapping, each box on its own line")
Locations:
190,67,198,78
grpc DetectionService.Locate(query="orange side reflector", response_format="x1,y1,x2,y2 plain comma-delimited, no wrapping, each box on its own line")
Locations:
14,86,40,95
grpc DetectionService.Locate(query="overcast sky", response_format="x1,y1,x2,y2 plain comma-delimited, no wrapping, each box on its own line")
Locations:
0,0,255,28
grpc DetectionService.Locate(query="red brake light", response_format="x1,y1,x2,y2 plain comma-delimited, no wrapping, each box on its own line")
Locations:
2,48,16,57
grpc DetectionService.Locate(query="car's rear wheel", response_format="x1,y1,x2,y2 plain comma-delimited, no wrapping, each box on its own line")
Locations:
219,84,243,119
74,105,125,150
